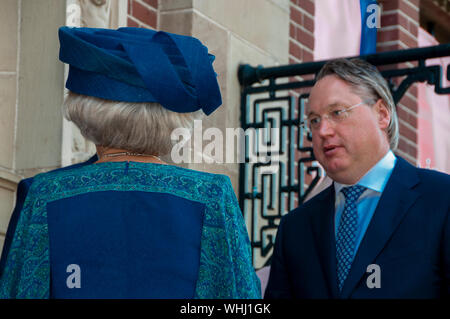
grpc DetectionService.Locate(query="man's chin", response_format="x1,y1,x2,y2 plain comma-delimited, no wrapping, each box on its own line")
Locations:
321,157,346,172
322,160,352,181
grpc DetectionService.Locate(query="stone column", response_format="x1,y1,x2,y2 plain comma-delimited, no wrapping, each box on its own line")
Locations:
0,0,66,252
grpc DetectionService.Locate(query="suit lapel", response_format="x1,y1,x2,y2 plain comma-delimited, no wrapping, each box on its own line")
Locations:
340,157,420,298
308,185,340,298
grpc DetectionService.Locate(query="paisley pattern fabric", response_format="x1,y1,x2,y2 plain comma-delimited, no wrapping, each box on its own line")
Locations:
0,162,260,299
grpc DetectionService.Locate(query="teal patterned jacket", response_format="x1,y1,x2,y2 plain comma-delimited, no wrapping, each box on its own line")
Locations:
0,162,261,299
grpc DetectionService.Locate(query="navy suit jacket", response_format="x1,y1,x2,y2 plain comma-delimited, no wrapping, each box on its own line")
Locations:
0,155,98,276
265,157,450,299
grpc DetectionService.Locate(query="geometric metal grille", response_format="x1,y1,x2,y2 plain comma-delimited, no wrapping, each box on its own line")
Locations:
238,43,450,268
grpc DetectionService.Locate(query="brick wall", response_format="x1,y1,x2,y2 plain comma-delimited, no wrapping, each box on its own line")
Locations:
378,0,420,164
127,0,158,29
289,0,315,64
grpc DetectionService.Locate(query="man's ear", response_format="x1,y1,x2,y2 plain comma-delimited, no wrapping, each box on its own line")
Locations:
374,99,390,130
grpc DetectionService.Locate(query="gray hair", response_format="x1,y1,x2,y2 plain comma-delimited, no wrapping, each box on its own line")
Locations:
63,92,203,156
316,58,399,150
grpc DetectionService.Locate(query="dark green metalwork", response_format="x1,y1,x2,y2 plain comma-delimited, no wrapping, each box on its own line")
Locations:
238,43,450,267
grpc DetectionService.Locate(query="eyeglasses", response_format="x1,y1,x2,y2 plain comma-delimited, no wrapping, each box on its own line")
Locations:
300,101,368,133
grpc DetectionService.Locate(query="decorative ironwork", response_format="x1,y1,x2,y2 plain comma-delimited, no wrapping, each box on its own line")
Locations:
238,43,450,268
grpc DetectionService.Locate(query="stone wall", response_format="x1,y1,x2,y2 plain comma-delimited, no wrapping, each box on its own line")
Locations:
0,0,66,253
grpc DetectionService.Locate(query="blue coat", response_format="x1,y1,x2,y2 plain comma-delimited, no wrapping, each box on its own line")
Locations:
265,157,450,298
0,158,260,299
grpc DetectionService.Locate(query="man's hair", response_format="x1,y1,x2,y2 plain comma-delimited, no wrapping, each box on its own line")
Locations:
315,58,399,150
63,92,203,156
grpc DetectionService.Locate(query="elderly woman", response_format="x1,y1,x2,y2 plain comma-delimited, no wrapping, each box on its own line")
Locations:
0,27,260,299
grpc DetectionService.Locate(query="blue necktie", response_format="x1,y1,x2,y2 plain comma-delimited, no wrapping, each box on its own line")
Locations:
336,185,366,291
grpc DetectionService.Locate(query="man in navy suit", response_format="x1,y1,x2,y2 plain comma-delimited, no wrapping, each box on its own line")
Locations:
264,58,449,298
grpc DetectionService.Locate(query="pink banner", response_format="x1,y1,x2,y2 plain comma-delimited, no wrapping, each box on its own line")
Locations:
314,0,362,60
417,28,450,174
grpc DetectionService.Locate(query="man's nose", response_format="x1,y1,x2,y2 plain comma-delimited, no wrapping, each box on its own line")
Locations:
317,117,335,137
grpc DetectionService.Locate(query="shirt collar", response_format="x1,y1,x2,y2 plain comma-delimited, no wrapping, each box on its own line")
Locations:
334,150,397,195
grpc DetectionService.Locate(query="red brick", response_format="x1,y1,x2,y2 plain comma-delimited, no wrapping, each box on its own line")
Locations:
132,0,157,28
289,40,302,60
397,137,408,154
376,43,404,53
297,0,314,15
378,29,399,42
290,6,303,25
406,0,419,8
396,105,417,127
142,0,158,9
378,28,417,48
408,143,418,158
380,0,400,11
303,14,314,33
402,86,418,100
399,94,418,114
399,28,417,47
382,0,418,20
296,28,314,50
409,84,418,97
376,40,405,50
399,122,417,143
290,23,296,39
127,17,139,28
381,12,408,29
302,49,314,62
397,137,417,158
401,1,419,21
380,12,398,27
407,20,418,37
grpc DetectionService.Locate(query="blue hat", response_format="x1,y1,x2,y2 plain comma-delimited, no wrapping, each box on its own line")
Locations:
58,26,222,115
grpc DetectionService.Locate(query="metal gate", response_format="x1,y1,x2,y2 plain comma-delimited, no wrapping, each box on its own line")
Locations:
238,43,450,268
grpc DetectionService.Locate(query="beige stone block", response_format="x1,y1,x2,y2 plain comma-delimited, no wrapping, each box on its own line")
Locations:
15,0,66,170
0,185,14,234
0,74,16,169
267,0,290,13
193,0,289,62
0,0,18,72
160,0,193,11
191,11,228,124
227,34,280,127
0,169,21,187
159,10,193,35
189,13,236,178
